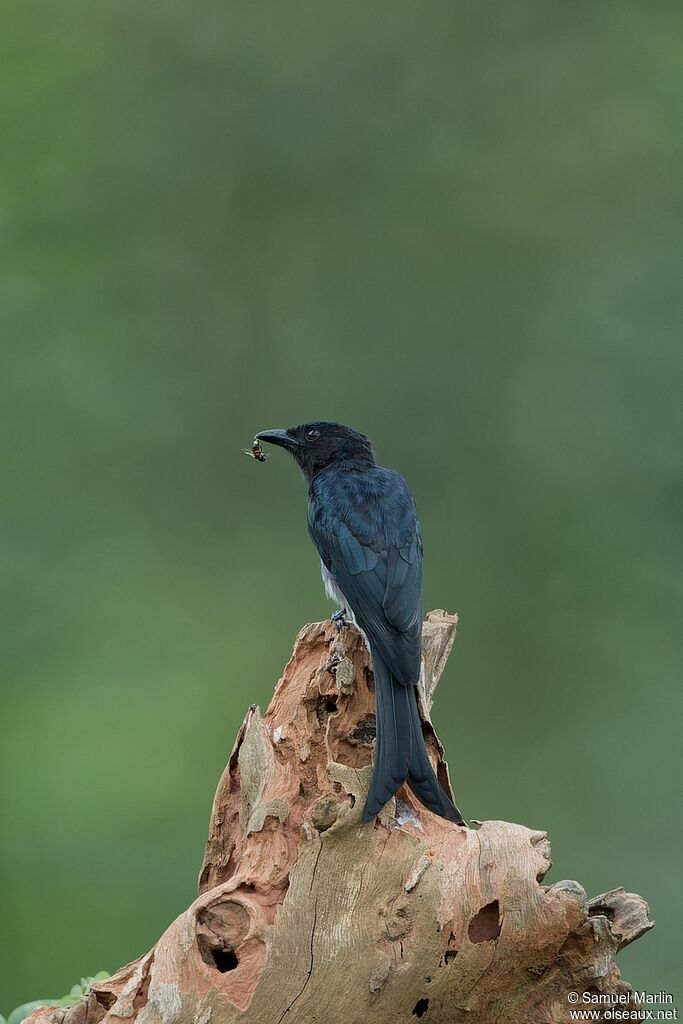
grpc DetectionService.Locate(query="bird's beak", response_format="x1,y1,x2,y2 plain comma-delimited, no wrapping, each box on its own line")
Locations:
255,428,298,451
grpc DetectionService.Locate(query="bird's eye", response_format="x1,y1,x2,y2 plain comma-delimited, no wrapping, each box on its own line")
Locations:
306,429,320,441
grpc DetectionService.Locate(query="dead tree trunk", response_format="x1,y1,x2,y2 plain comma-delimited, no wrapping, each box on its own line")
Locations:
27,611,652,1024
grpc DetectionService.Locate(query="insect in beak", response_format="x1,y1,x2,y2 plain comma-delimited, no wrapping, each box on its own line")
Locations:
243,438,269,463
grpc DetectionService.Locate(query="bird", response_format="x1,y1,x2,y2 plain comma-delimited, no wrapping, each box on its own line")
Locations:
254,421,464,825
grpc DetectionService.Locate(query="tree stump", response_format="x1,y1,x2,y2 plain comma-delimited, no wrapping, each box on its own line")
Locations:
27,611,652,1024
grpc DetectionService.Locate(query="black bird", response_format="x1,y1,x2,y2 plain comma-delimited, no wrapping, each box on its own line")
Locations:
255,421,463,825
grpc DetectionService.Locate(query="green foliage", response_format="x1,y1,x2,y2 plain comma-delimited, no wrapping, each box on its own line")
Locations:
4,976,110,1024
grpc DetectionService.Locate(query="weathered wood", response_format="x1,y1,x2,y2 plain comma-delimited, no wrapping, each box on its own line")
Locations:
26,611,652,1024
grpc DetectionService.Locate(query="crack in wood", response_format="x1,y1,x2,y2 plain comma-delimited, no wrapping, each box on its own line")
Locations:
276,841,324,1024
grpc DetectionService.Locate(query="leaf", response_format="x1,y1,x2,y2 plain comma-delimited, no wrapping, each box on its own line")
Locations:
4,970,110,1024
7,1002,57,1024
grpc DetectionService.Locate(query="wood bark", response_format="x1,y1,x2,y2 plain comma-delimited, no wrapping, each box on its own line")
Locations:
27,611,653,1024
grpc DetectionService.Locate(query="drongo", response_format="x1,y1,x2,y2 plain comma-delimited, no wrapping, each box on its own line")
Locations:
255,421,463,825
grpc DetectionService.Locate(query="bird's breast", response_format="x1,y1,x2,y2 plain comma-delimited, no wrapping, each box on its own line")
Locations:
320,560,348,608
320,561,366,640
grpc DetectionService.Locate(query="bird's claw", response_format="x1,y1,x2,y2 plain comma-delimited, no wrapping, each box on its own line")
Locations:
331,608,348,630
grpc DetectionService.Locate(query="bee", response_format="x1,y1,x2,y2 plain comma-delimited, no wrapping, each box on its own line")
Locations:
243,437,269,463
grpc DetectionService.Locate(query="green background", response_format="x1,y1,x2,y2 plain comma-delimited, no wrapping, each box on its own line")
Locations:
2,0,681,1010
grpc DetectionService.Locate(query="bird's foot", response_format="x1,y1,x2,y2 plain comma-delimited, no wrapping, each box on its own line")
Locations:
331,608,348,630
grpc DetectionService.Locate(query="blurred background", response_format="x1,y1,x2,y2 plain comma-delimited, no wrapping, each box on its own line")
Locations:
1,0,681,1009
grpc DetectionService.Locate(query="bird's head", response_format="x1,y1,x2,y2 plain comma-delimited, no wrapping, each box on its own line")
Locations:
255,421,375,479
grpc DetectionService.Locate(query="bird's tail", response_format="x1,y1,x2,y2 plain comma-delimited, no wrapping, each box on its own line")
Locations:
363,655,464,824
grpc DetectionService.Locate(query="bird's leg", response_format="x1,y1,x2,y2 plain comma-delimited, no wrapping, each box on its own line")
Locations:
331,608,348,630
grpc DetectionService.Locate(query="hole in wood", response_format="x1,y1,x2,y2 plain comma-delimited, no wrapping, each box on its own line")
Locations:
93,991,116,1010
196,898,250,971
316,694,338,723
443,950,457,964
468,900,501,943
212,948,239,972
588,903,615,922
412,997,429,1017
349,714,376,745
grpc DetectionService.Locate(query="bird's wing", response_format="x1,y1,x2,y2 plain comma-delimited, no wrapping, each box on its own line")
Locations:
308,471,423,683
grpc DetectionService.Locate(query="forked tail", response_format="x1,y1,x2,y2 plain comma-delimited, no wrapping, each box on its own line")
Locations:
363,654,464,824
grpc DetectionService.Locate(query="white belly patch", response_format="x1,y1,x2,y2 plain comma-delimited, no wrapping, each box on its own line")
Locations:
321,561,348,607
320,561,363,634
